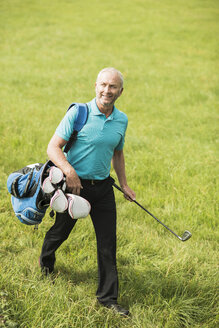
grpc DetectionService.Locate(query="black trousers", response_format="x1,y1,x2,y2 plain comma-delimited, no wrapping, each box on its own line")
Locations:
40,176,118,305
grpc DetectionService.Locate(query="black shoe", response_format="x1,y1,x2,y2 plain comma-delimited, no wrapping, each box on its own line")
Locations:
41,266,54,276
38,257,54,276
105,303,130,316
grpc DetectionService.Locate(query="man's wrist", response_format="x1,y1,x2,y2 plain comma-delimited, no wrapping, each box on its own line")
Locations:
62,164,76,177
120,182,128,189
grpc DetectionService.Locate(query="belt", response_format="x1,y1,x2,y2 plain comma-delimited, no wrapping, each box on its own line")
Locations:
80,176,109,185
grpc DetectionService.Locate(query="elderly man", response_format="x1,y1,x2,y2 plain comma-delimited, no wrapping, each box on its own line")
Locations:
39,67,136,316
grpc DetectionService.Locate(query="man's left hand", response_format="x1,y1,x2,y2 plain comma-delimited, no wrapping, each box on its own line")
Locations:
121,185,136,202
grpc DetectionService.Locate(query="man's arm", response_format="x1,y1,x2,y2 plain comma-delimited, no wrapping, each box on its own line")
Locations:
47,134,82,195
112,149,136,201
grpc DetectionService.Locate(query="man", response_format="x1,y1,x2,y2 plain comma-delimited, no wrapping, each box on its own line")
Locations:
39,67,136,316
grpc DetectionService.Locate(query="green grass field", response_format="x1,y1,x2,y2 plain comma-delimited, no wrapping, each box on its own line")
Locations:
0,0,218,327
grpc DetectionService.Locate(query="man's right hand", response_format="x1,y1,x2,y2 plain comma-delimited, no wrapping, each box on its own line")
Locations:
65,171,83,195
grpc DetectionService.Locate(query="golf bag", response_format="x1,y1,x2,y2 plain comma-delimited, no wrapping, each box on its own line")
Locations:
7,161,55,225
7,103,89,226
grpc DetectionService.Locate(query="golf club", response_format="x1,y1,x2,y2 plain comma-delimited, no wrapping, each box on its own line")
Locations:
113,183,192,242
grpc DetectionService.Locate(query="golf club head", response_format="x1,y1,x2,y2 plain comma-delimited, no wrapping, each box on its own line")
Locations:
181,230,192,242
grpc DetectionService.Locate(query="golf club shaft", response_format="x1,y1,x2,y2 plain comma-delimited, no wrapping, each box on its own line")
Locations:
113,183,182,240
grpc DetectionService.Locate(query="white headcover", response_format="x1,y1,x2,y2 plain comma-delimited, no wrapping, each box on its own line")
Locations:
66,193,91,219
42,177,55,194
50,189,68,213
49,166,64,184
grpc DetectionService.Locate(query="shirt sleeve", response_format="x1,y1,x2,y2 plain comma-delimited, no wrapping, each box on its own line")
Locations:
55,106,78,141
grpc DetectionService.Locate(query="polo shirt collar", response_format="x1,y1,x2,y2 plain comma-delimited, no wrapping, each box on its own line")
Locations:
91,98,117,120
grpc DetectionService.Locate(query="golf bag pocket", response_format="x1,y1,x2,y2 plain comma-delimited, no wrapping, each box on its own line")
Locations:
12,199,47,225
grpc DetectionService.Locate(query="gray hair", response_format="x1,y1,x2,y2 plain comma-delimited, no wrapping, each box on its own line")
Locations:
96,67,124,88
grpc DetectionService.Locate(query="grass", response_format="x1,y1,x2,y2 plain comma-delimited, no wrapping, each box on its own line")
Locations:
0,0,218,327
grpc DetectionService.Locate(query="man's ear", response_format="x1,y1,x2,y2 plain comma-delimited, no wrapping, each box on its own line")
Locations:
119,88,124,96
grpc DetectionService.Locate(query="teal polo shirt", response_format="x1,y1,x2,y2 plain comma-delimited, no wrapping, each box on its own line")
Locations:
55,98,128,180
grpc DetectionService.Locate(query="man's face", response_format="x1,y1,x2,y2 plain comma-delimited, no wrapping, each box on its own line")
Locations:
95,71,123,107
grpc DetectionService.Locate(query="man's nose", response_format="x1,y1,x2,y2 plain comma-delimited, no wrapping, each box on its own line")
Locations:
104,85,110,93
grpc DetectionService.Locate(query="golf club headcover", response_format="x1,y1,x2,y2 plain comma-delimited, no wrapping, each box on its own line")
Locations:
42,177,56,194
50,189,68,213
66,193,91,219
49,166,64,184
42,165,66,194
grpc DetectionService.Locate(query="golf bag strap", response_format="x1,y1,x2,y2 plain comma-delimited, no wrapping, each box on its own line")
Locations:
64,103,88,153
